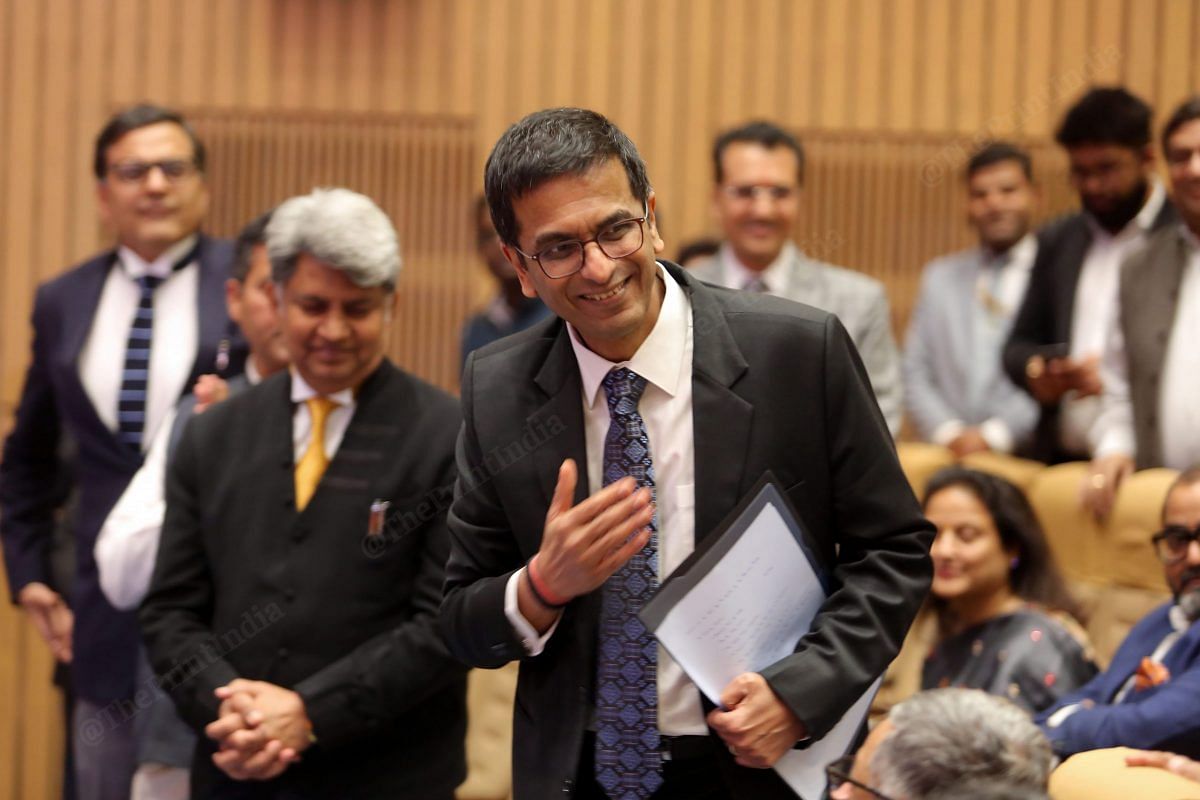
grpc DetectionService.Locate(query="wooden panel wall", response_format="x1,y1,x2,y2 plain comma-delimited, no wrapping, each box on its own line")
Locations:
3,2,1200,798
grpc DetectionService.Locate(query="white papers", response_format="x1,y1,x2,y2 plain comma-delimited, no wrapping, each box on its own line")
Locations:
641,483,878,800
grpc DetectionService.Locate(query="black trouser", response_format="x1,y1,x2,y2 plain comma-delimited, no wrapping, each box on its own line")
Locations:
575,731,734,800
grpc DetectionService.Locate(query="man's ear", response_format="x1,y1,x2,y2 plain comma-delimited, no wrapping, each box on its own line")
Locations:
224,278,243,323
502,244,539,299
1140,143,1157,171
383,290,398,323
647,192,666,255
95,181,113,229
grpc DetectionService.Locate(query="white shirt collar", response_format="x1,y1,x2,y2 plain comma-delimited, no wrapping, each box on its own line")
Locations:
984,233,1036,269
568,262,689,409
245,359,263,385
1170,603,1194,633
117,234,198,280
720,241,796,293
289,368,355,408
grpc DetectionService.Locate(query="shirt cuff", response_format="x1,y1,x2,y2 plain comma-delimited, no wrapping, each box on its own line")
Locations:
979,418,1014,454
504,568,561,656
931,420,966,447
1093,425,1136,460
1045,704,1081,728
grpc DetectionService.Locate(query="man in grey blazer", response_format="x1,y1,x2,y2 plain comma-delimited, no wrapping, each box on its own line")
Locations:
903,142,1040,458
1085,97,1200,516
443,108,932,800
689,121,903,436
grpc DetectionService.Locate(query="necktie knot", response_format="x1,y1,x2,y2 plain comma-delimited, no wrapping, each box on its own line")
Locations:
306,396,338,429
602,367,648,411
743,276,769,293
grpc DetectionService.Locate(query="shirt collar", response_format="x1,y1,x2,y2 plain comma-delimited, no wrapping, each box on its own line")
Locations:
117,234,199,280
720,241,796,293
983,233,1036,268
568,262,689,409
289,368,355,408
1169,603,1193,633
245,360,263,385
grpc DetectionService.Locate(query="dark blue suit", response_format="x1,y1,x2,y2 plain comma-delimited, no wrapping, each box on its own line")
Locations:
1037,603,1200,758
0,234,243,705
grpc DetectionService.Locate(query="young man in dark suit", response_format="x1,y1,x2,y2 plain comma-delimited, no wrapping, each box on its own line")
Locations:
0,104,243,800
1003,87,1177,465
442,108,933,800
140,188,467,799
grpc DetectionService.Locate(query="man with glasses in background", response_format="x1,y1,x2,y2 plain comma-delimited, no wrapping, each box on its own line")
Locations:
1038,467,1200,759
443,108,931,800
0,104,242,800
688,121,903,436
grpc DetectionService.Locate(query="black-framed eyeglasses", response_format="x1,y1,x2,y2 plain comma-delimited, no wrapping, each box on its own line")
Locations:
826,755,895,800
107,158,198,184
1152,525,1200,564
511,202,648,279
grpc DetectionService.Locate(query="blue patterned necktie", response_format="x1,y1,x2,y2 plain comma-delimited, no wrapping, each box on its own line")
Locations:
116,245,195,451
595,367,662,799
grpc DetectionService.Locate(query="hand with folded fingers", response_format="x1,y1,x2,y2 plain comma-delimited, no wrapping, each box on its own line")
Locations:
206,679,312,780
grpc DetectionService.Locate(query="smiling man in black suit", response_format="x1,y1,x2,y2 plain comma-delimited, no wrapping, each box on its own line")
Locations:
140,187,467,799
442,108,933,800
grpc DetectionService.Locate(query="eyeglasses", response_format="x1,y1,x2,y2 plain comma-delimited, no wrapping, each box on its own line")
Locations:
826,755,895,800
107,159,198,184
1152,525,1200,564
511,203,648,279
721,184,796,202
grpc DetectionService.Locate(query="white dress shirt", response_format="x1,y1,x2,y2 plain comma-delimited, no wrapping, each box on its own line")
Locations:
95,360,263,610
1061,181,1166,454
78,235,200,451
504,263,707,736
1093,225,1200,468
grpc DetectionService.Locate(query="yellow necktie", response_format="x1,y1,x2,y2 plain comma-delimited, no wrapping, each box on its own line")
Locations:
295,396,337,510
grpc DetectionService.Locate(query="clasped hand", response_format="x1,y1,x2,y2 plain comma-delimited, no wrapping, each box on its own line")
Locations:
205,679,312,780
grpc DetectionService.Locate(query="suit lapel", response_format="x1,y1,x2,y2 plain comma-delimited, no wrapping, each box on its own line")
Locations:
670,265,753,544
55,252,147,461
530,324,589,509
1057,220,1093,341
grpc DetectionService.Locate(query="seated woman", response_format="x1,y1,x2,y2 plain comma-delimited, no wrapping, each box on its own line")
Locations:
921,467,1098,714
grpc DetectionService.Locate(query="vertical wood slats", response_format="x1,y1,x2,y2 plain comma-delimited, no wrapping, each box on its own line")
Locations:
4,3,1200,798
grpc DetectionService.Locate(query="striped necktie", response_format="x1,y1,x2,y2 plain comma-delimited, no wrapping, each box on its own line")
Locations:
116,245,197,451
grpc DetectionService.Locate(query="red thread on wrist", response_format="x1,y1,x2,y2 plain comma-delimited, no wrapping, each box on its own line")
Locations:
527,555,570,608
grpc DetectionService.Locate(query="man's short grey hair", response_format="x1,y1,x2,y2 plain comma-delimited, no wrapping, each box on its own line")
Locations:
872,689,1053,799
266,188,400,290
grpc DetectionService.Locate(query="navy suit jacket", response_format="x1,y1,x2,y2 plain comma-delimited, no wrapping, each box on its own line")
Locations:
1037,603,1200,758
0,234,243,703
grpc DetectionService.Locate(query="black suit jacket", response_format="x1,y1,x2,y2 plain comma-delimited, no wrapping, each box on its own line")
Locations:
140,360,467,799
0,234,243,703
443,263,933,800
1002,202,1177,462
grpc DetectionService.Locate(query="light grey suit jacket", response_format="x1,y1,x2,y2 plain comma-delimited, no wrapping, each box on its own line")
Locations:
1118,225,1192,469
903,247,1038,452
690,247,903,436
